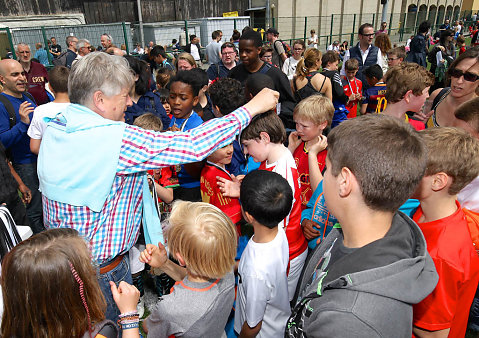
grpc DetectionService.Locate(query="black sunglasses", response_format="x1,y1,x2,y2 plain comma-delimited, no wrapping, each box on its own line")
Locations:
449,68,479,82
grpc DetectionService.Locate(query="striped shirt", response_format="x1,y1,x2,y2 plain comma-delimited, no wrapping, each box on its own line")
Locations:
43,107,251,264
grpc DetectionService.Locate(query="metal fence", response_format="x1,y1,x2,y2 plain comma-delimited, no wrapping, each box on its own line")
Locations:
0,9,476,65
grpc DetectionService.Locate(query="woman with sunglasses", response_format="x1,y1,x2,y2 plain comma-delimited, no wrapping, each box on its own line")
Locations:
423,47,479,128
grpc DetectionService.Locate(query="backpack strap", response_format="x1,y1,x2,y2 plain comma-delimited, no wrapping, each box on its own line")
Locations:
0,94,16,129
258,62,272,74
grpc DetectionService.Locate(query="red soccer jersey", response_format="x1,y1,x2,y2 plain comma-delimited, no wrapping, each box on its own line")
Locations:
412,201,479,337
200,162,242,224
293,142,327,210
342,76,362,118
259,148,307,260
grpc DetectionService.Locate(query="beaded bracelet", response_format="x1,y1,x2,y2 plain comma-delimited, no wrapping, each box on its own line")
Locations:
119,311,139,318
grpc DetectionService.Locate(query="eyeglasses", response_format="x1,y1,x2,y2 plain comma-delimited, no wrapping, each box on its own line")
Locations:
360,33,375,37
387,57,399,61
293,48,304,51
449,68,479,82
221,51,236,56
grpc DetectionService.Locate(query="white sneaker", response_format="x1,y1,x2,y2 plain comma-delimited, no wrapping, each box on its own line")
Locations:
137,296,145,318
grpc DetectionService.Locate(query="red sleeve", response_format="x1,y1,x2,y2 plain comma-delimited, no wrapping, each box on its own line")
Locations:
413,258,462,331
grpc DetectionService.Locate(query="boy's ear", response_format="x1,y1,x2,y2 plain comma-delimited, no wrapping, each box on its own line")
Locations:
192,95,200,107
259,131,271,143
403,89,414,103
338,167,354,198
319,120,328,131
212,104,223,118
242,210,255,224
175,252,186,267
431,172,450,192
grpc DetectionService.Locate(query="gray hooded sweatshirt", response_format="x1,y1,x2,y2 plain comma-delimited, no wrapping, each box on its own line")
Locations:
286,211,439,338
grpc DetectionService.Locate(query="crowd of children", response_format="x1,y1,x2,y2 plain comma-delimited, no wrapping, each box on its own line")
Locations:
2,23,479,338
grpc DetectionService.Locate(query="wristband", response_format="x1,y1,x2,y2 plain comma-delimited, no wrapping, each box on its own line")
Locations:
119,310,139,318
121,321,139,330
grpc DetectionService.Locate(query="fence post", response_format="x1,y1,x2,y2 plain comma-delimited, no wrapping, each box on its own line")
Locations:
6,28,16,60
122,22,130,55
329,14,334,47
388,12,393,35
351,14,356,47
272,17,276,28
185,20,189,45
304,17,307,42
372,13,376,28
234,19,237,30
40,26,52,66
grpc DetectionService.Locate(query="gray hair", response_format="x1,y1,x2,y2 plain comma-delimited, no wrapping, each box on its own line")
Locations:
101,33,113,44
66,35,77,47
68,52,134,106
77,39,90,50
15,43,30,53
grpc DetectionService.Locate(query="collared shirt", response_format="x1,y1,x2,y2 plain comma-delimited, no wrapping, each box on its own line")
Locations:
43,107,251,264
340,44,383,76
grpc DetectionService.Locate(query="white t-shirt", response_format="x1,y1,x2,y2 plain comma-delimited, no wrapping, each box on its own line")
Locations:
234,226,290,337
282,57,301,80
308,34,318,48
27,102,71,139
459,175,479,212
190,44,200,61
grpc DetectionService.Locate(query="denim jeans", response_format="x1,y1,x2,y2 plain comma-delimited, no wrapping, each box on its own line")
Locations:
12,162,44,234
97,254,133,323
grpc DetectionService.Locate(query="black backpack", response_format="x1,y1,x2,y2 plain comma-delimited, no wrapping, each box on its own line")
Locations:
0,92,36,129
0,205,22,261
52,51,68,66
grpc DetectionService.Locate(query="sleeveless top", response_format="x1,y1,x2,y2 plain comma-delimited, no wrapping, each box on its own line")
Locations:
293,71,327,102
427,87,451,128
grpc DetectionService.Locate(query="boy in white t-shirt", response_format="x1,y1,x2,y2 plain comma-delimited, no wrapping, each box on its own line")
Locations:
27,66,70,154
234,169,292,337
218,111,307,299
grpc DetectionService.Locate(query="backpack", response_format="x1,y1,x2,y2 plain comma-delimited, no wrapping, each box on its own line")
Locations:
0,92,36,128
273,40,292,62
463,208,479,255
52,51,68,66
0,205,23,261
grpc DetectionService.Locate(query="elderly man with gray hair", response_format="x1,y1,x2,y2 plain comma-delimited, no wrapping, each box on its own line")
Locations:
38,52,279,322
71,39,91,68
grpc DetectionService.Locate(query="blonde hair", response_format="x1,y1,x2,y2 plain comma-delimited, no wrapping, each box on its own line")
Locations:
166,201,237,279
296,48,321,78
421,127,479,194
176,52,196,70
294,95,334,127
133,113,163,131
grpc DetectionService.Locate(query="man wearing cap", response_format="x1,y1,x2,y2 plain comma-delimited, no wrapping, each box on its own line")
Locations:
266,28,287,68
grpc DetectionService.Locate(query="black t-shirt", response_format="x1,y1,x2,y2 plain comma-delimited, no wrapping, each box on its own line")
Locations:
229,62,296,128
50,44,61,57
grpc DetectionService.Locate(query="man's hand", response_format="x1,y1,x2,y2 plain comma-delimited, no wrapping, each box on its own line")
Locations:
301,219,321,241
140,242,168,268
18,183,31,204
19,101,34,124
243,88,279,117
217,175,242,198
168,126,180,132
288,131,302,153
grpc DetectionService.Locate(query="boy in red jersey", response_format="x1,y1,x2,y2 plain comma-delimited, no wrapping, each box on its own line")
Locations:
412,127,479,338
382,62,434,131
288,94,334,210
201,142,242,226
341,59,362,118
218,111,306,300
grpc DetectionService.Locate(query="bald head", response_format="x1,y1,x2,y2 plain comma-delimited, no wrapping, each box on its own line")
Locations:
106,47,126,56
0,59,27,97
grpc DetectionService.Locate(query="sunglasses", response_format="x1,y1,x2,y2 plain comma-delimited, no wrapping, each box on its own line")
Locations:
449,68,479,82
